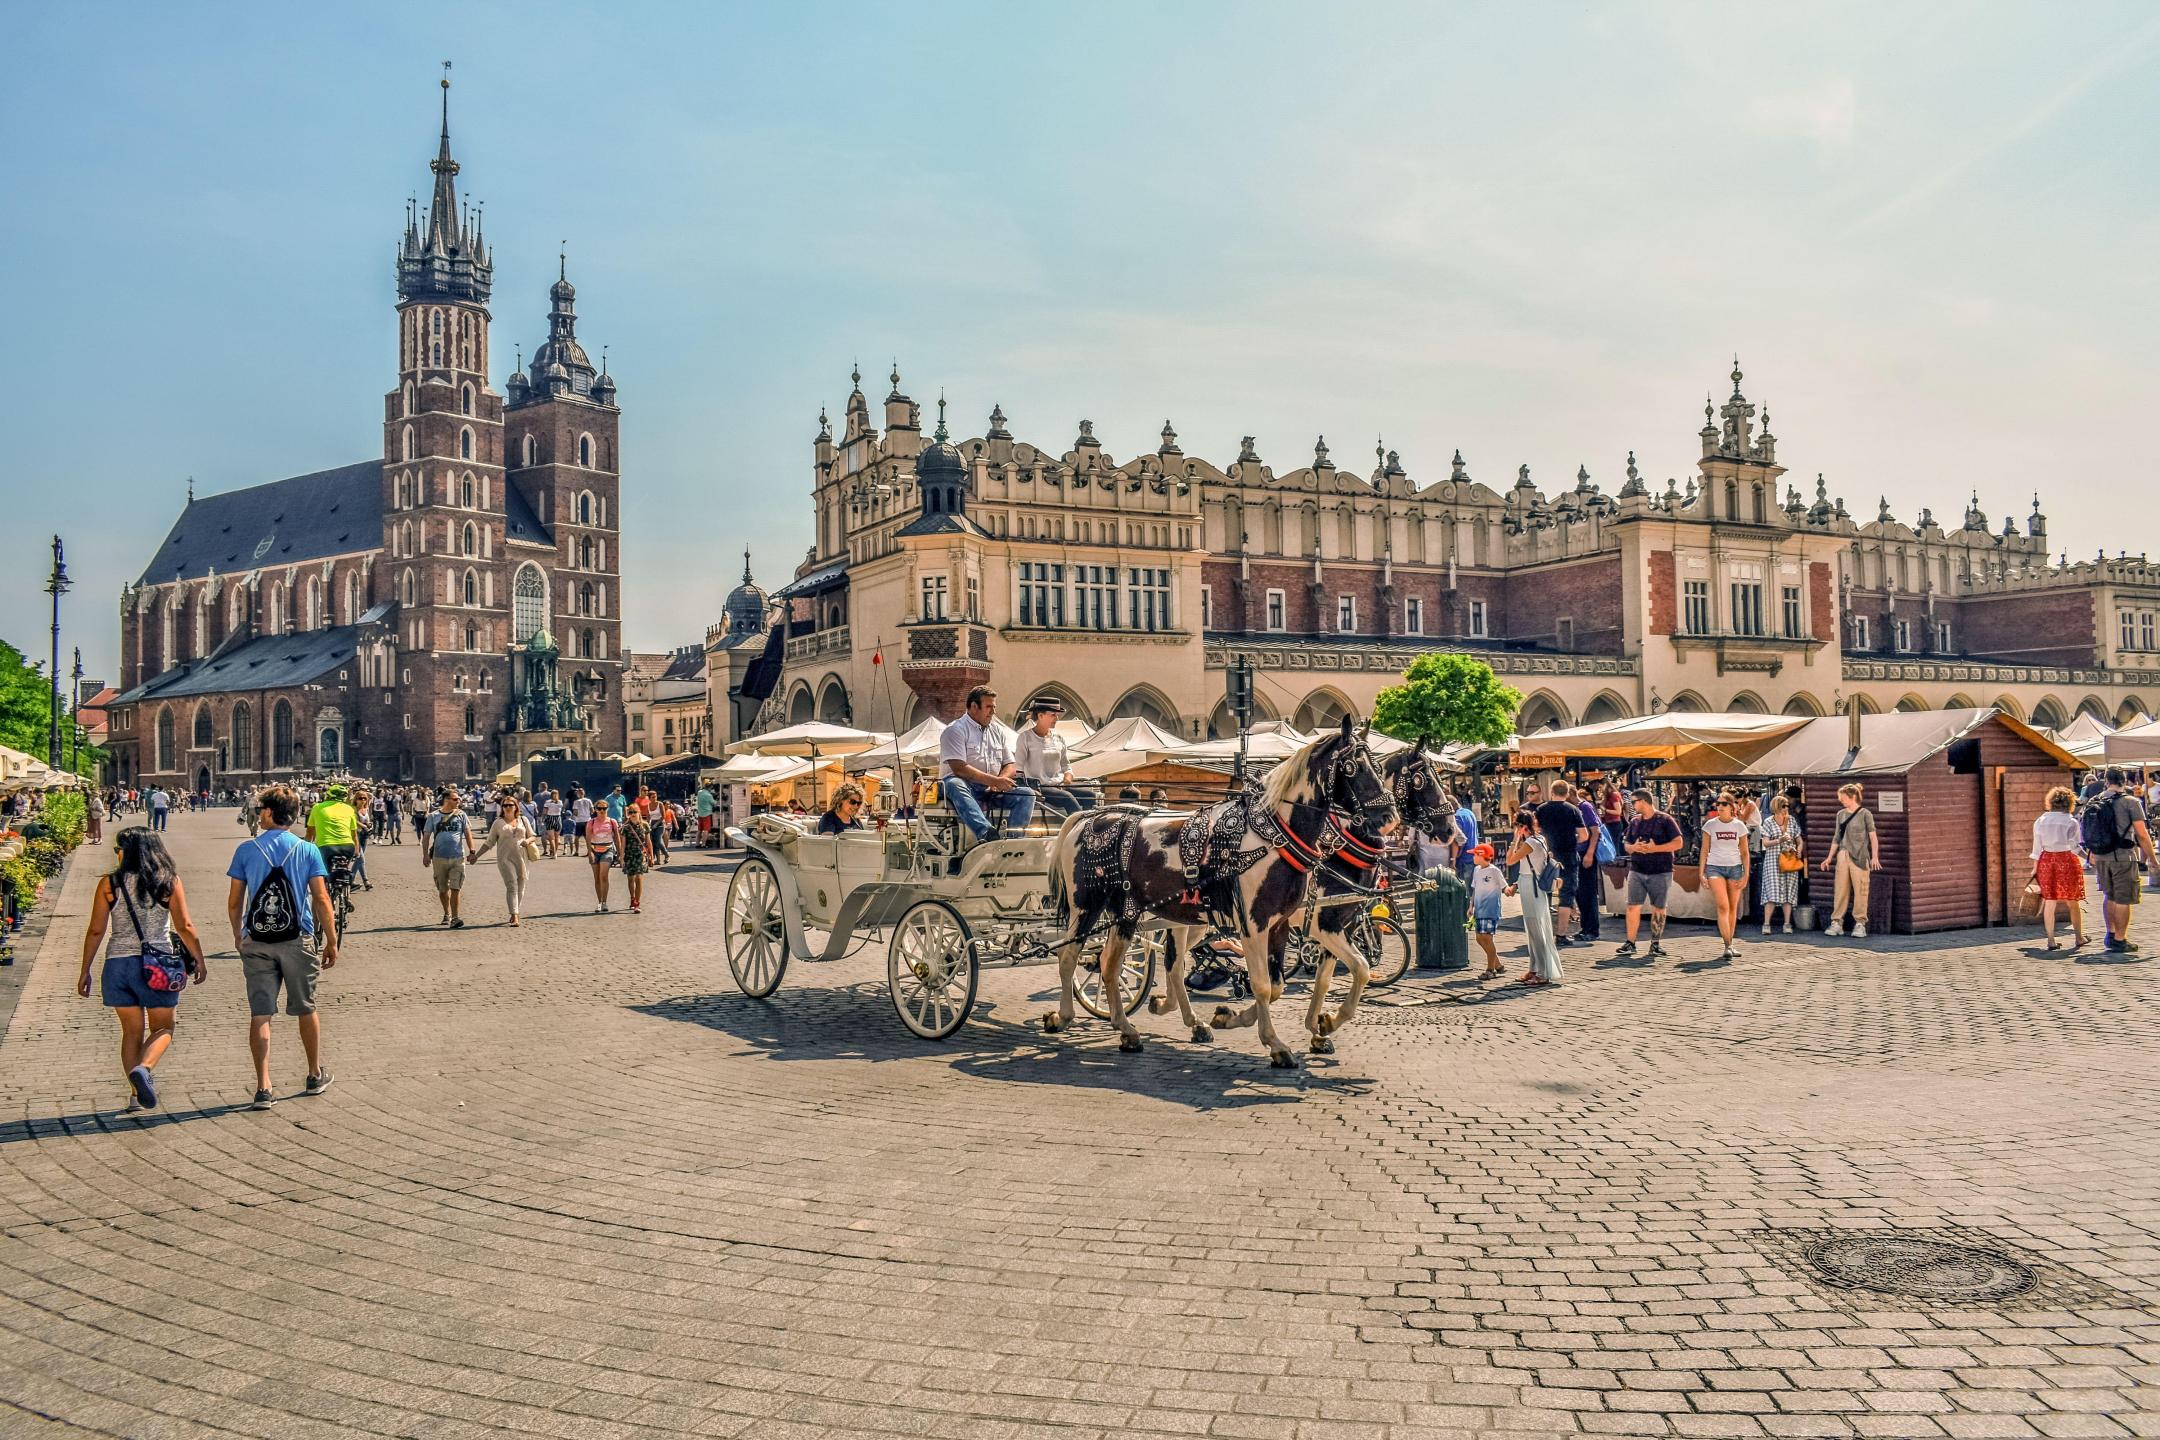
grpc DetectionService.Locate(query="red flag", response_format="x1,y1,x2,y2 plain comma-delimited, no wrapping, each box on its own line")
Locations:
872,646,882,666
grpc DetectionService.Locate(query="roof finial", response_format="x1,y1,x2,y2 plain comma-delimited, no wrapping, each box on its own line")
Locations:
440,60,452,138
559,243,566,282
186,475,194,504
600,344,608,376
934,392,949,443
742,547,753,584
850,360,861,389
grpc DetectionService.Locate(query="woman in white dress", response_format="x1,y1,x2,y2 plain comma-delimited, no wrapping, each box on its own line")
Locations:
1506,812,1563,986
471,794,537,926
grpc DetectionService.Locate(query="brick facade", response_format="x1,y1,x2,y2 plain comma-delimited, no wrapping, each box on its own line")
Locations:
1958,589,2099,668
1647,550,1676,637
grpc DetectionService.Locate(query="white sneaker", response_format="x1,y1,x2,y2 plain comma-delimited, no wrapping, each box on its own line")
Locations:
1759,921,1771,936
1853,924,1868,938
1824,922,1842,937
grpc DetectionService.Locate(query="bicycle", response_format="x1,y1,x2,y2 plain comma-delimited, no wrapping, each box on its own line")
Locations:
318,851,357,955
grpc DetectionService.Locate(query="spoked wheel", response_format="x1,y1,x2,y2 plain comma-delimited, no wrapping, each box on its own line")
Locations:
889,899,978,1041
724,857,790,998
1358,913,1413,987
1076,928,1163,1020
1278,930,1324,996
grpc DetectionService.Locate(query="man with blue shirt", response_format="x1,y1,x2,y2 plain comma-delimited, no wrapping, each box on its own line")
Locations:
226,785,336,1112
605,785,628,823
1451,792,1481,886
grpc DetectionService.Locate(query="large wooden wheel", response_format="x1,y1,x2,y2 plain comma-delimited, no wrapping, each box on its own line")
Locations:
888,899,978,1041
1075,928,1163,1020
724,857,789,998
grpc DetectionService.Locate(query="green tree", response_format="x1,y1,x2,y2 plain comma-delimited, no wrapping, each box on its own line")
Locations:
1370,652,1523,749
0,637,105,777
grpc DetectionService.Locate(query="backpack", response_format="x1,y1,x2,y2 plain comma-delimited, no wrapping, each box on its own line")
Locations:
2081,795,2125,854
244,835,303,943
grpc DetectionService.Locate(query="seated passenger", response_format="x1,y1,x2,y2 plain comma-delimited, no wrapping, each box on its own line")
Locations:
937,685,1036,841
1016,694,1095,818
818,784,867,835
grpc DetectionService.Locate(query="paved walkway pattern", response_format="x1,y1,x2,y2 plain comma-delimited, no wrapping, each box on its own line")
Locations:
0,812,2155,1438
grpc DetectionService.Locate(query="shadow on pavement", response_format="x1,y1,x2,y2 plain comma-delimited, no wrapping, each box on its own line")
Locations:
633,985,1369,1111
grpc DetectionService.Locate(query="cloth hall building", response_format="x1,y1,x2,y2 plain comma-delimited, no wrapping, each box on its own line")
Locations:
737,364,2160,741
107,84,626,791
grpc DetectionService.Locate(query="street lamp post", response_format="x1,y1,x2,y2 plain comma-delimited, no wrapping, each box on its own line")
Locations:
44,537,71,769
70,647,84,776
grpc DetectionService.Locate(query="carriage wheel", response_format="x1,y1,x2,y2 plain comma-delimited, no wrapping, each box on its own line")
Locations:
724,857,789,998
1076,928,1163,1021
889,900,978,1041
1359,914,1413,988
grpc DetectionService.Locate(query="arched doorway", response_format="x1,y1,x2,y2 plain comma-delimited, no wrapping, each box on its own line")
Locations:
195,764,211,796
1581,691,1631,725
817,678,850,725
1781,692,1826,717
1293,688,1353,733
787,684,814,725
1516,691,1571,732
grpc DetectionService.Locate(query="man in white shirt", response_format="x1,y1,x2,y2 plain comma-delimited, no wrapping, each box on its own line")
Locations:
938,686,1035,840
1015,695,1094,818
148,787,171,832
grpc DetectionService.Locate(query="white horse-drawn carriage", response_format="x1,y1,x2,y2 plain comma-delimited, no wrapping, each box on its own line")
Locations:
721,810,1164,1039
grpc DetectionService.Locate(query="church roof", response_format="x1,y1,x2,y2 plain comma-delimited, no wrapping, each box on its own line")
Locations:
504,482,551,546
112,625,362,705
138,462,383,586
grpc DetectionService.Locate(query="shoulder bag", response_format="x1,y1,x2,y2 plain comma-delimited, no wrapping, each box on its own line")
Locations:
117,879,189,996
1775,819,1806,872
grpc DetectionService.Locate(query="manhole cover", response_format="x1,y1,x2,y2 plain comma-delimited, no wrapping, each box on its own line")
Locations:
1800,1234,2036,1303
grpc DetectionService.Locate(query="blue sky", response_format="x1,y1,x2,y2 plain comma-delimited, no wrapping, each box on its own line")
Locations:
4,1,2156,685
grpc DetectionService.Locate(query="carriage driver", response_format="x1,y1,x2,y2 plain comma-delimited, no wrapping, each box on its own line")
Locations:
938,685,1036,841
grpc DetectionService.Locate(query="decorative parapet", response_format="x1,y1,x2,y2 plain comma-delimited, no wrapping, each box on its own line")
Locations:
1204,640,1637,678
1963,557,2160,596
785,626,851,662
1840,658,2143,687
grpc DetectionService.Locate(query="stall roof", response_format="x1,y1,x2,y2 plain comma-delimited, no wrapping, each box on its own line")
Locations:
2104,717,2160,763
1520,712,1810,763
1652,707,2079,780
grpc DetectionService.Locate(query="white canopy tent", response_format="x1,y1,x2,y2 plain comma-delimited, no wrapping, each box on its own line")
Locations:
1068,716,1189,780
2056,712,2116,747
707,753,833,786
2103,718,2160,763
844,716,948,775
1516,712,1811,764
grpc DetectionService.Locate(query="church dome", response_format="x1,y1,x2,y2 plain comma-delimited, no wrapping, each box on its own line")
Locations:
916,434,965,481
723,552,767,637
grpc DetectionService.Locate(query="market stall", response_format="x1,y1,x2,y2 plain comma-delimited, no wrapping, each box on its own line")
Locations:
1652,707,2078,933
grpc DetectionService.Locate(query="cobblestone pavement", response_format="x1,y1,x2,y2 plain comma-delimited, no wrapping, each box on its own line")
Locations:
1,810,2156,1439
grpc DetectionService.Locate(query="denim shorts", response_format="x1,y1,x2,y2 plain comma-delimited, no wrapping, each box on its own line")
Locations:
101,953,181,1010
1705,862,1746,881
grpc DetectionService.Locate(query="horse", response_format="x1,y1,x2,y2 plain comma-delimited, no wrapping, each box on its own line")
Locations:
1041,716,1398,1069
1144,739,1454,1055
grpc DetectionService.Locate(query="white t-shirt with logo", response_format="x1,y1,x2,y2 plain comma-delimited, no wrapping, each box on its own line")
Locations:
1702,817,1751,867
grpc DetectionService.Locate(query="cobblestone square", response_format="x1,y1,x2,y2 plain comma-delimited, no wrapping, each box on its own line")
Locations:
1,811,2155,1438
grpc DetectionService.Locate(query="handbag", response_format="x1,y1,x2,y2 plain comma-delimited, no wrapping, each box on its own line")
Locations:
117,880,189,996
1594,825,1617,866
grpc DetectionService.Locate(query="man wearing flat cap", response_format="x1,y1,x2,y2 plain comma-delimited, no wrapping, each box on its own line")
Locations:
1016,695,1094,819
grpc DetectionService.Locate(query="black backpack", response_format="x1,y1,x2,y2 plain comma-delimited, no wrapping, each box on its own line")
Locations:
244,836,304,943
2080,795,2125,855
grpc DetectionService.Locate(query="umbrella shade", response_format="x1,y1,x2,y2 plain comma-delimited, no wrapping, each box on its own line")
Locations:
709,753,828,785
493,765,521,786
1161,730,1310,764
2056,712,2116,745
1521,712,1810,762
725,721,891,758
844,716,947,774
622,752,655,768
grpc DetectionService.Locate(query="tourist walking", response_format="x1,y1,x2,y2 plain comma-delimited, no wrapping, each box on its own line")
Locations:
2082,767,2158,954
226,786,335,1111
585,804,620,912
1757,794,1804,934
1821,783,1881,938
76,828,207,1115
569,786,593,857
2030,785,2087,950
1700,791,1752,960
147,785,170,832
422,791,477,928
472,794,537,926
1573,783,1604,943
1469,844,1507,979
1506,814,1562,986
618,803,656,914
1615,789,1682,960
1533,779,1585,946
1450,790,1481,888
541,787,563,857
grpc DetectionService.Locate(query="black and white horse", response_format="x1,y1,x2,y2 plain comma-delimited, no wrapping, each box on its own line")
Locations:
1042,718,1398,1068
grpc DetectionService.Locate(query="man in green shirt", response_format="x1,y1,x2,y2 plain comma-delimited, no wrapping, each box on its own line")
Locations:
305,783,362,909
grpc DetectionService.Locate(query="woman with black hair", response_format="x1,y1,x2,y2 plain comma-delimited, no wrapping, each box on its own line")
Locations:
75,827,207,1115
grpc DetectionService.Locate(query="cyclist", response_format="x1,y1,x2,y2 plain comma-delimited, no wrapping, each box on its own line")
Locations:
305,783,363,924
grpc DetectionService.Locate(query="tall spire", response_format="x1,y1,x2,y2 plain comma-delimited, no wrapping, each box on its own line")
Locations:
425,62,461,256
398,64,491,303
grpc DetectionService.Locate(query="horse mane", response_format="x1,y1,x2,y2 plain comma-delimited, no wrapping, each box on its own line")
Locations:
1261,732,1336,809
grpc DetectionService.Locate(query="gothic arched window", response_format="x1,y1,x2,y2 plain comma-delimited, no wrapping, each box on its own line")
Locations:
580,628,595,659
192,704,213,748
513,564,546,641
465,620,479,650
270,701,294,769
402,382,415,416
305,578,322,630
461,522,477,557
462,569,478,606
578,581,595,616
578,434,593,467
460,474,474,508
464,703,477,737
460,427,474,460
460,383,474,416
400,568,416,606
576,492,592,525
578,535,594,569
523,435,537,466
231,702,253,769
402,426,415,461
345,572,362,623
156,707,175,772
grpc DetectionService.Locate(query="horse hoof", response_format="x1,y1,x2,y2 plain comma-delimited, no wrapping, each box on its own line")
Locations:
1269,1050,1299,1070
1309,1035,1335,1055
1118,1034,1144,1054
1211,1006,1234,1028
1147,996,1171,1016
1190,1025,1213,1044
1314,1012,1337,1037
1040,1013,1064,1034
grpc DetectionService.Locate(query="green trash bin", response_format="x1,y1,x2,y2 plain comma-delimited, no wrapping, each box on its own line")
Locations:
1415,869,1470,971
